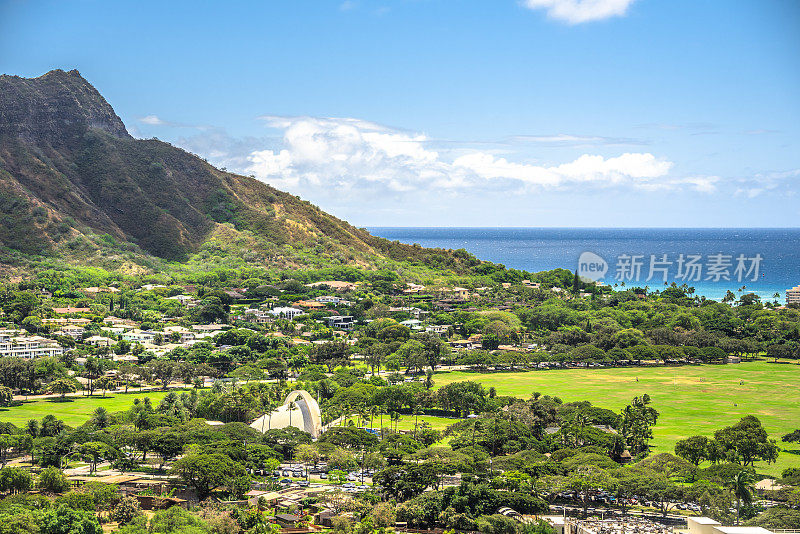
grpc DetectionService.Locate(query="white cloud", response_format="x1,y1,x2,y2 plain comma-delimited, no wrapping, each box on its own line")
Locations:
139,114,166,125
339,1,356,11
245,116,675,197
734,169,800,198
522,0,637,24
510,133,647,146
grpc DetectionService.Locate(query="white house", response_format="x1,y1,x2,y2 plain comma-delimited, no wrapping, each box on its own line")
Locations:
85,335,114,347
268,307,305,320
122,329,157,343
0,333,64,359
163,325,196,343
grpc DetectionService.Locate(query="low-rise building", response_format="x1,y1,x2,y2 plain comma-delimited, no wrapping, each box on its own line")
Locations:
425,324,451,337
163,325,196,343
306,280,357,292
86,335,114,347
56,326,85,339
122,329,157,344
241,309,275,324
0,331,64,359
688,517,775,534
325,315,355,330
268,307,305,320
192,324,229,333
400,319,423,330
786,285,800,305
295,299,325,309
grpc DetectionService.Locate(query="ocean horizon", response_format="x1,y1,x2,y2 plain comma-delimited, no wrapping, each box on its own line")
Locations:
368,227,800,301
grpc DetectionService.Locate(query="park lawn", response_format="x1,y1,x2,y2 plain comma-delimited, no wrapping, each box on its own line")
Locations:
339,413,459,433
0,389,190,427
433,360,800,476
390,414,459,432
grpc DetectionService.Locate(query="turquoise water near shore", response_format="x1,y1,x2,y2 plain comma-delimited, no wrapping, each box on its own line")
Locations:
368,227,800,301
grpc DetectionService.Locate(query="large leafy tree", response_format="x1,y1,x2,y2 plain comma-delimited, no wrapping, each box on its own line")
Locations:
171,453,248,500
619,394,659,455
374,463,439,501
714,416,778,466
675,435,710,466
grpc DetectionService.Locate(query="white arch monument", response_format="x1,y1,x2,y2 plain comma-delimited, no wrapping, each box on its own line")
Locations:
249,390,323,438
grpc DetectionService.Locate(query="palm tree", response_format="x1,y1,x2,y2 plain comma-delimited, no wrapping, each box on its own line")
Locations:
728,470,754,525
412,405,424,439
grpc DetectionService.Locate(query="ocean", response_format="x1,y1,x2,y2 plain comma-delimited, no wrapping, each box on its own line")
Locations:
367,228,800,301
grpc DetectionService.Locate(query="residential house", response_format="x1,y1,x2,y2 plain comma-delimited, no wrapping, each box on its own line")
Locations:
425,324,452,337
241,309,274,324
306,280,357,292
85,335,114,347
325,315,355,330
122,329,157,344
192,324,229,333
403,283,426,294
316,295,353,306
56,326,85,339
268,307,305,320
0,333,64,359
163,326,196,343
295,299,325,309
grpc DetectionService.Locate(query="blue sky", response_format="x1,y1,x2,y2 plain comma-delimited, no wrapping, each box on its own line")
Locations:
1,0,799,227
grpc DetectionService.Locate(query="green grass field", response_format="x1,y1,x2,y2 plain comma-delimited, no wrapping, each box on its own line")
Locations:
434,361,800,476
1,362,797,477
0,389,184,427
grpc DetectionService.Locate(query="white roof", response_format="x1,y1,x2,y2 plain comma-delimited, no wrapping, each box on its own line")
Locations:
690,518,722,525
269,307,303,314
714,528,774,534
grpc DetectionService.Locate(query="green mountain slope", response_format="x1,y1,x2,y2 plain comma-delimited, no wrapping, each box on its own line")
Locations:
0,69,484,275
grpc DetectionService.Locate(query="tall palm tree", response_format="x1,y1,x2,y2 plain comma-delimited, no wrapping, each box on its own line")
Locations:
412,405,424,439
728,470,754,525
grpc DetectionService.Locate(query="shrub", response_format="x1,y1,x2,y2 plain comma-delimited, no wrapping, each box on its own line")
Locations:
38,467,70,493
111,496,142,525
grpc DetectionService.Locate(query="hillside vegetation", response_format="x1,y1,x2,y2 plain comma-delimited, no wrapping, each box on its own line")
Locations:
0,69,489,277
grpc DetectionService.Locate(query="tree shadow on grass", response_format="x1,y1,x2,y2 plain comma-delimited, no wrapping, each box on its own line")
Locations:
44,397,77,403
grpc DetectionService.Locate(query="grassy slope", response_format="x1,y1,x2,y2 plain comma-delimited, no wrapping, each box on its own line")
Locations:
434,361,800,476
0,389,182,427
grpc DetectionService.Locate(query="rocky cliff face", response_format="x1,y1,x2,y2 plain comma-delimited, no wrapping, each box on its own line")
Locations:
0,69,130,145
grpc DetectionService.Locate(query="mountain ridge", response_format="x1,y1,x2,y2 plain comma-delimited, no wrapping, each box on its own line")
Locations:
0,69,485,275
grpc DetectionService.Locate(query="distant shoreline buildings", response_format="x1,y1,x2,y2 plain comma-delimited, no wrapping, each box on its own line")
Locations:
787,285,800,305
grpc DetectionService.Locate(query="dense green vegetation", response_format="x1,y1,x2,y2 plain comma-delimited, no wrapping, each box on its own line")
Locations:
0,69,798,533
